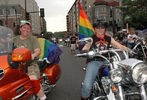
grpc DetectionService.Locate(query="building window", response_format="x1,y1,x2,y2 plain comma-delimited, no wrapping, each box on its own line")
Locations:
2,9,5,15
95,7,99,18
101,8,104,12
6,9,10,15
103,7,106,12
0,9,3,15
104,16,106,21
0,20,3,25
85,6,87,10
100,7,105,12
117,19,119,23
10,8,15,15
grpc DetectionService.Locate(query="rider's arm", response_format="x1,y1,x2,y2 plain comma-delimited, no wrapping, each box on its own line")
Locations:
82,37,93,51
31,37,41,60
111,37,130,51
32,48,41,60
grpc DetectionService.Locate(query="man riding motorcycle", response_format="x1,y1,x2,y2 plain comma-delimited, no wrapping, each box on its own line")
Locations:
13,21,47,100
80,21,131,100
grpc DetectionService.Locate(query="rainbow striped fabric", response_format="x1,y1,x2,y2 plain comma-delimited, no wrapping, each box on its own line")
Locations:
38,38,62,64
78,1,95,39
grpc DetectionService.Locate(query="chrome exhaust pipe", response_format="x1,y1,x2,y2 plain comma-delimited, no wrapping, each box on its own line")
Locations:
93,96,106,100
140,85,147,100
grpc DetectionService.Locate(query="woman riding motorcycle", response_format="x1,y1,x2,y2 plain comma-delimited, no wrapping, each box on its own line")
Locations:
13,21,47,100
81,21,131,100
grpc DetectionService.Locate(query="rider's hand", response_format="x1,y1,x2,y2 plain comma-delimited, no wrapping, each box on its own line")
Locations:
125,47,132,52
32,54,35,60
128,49,138,57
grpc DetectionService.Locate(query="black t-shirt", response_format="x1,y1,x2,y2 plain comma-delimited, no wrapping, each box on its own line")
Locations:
70,36,77,44
88,34,111,62
91,34,111,50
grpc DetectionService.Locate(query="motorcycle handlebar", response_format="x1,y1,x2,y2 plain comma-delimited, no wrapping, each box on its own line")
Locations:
75,53,88,57
97,49,123,54
75,49,124,57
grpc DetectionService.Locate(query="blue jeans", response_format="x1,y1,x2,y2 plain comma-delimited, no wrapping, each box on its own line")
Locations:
127,43,134,49
81,60,108,98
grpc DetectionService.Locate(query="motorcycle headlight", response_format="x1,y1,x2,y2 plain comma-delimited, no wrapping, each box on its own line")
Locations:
132,63,147,84
0,69,4,80
110,69,122,83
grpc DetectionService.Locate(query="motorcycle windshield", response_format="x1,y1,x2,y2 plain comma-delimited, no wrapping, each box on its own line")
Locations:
0,26,13,55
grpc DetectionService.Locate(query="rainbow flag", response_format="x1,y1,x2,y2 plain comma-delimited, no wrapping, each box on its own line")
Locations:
78,1,95,39
38,38,62,64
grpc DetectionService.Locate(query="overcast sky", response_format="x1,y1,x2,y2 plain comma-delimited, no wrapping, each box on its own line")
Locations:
35,0,75,33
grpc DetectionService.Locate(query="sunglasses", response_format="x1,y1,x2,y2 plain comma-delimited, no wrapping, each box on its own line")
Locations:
95,26,105,29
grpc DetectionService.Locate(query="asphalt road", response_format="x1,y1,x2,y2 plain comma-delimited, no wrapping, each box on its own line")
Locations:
47,45,86,100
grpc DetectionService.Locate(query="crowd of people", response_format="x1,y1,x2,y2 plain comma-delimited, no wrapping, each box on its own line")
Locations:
63,26,147,56
63,33,79,54
114,27,147,49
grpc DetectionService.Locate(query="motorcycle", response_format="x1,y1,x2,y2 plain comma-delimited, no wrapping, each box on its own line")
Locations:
0,26,61,100
76,38,147,100
132,37,147,60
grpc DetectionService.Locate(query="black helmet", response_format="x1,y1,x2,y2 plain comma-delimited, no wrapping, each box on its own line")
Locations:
93,21,107,29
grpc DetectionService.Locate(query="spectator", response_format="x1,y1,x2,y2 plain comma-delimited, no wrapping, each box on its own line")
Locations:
127,27,138,49
70,34,77,54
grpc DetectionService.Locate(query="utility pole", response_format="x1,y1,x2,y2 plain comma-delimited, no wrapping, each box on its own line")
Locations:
12,7,17,26
5,7,8,27
25,0,27,20
40,8,45,33
5,0,9,27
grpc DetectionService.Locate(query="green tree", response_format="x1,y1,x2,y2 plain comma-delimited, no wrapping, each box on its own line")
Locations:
43,32,54,40
120,0,147,29
54,31,66,38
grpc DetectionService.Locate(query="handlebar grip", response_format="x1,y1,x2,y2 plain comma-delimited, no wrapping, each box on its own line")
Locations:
75,53,88,57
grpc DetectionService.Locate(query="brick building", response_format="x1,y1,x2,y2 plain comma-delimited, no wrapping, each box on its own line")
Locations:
0,4,25,35
66,0,123,35
0,0,44,35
